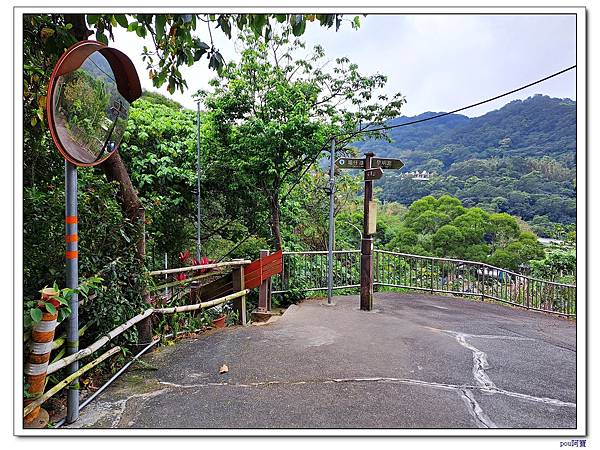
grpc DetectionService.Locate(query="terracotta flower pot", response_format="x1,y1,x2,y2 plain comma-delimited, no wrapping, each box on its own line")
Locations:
25,288,60,426
39,287,61,309
212,315,226,329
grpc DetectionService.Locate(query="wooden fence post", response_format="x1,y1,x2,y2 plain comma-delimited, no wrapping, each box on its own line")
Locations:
258,249,270,312
232,267,247,326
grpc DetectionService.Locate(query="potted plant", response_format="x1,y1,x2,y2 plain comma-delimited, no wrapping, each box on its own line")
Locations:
24,285,69,426
201,308,226,329
212,314,226,329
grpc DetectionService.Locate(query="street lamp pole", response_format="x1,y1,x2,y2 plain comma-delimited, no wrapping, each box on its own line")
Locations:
327,137,336,305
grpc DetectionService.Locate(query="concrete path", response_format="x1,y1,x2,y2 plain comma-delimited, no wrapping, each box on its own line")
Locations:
67,293,576,429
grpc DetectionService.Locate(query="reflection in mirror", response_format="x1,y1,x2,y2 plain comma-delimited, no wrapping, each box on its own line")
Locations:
52,51,130,164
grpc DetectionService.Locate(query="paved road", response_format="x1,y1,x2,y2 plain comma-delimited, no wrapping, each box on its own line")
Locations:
67,293,577,430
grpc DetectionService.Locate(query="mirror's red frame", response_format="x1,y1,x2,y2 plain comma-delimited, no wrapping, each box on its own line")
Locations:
46,40,142,167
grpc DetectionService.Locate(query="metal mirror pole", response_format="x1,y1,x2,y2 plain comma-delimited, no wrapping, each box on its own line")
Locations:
327,137,336,305
65,161,79,423
196,102,202,260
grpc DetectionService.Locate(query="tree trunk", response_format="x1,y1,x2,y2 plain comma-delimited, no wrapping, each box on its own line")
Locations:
100,152,146,259
65,14,152,347
269,195,283,251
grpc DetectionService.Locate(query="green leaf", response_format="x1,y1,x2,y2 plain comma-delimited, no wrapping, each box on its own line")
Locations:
86,15,99,26
114,14,129,28
45,303,57,315
155,15,166,41
30,308,42,323
250,14,266,35
291,17,306,37
96,31,109,45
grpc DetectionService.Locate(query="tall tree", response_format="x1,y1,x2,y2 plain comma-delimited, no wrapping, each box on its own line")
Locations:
198,31,404,249
23,13,363,345
24,13,364,247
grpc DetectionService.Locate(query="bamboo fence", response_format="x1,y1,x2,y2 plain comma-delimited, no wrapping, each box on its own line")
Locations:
24,289,249,418
23,346,121,417
46,289,249,375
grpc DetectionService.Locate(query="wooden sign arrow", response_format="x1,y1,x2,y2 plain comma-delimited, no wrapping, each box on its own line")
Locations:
372,157,404,170
364,167,384,181
336,157,365,169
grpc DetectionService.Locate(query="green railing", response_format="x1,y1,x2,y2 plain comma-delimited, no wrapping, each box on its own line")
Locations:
272,249,576,317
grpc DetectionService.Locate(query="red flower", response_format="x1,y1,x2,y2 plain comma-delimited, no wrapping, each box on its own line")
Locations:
190,256,215,275
178,249,190,263
175,273,188,281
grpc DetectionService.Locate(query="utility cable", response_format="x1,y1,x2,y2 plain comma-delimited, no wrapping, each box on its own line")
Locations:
215,64,576,258
337,65,576,143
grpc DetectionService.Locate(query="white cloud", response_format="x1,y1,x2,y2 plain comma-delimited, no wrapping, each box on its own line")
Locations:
111,14,575,117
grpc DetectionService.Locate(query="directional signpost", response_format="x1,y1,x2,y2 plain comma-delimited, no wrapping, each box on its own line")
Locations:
336,153,404,311
364,167,384,181
336,157,365,169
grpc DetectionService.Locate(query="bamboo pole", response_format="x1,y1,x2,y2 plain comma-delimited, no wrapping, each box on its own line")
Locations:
155,289,249,314
52,322,91,350
46,289,249,375
51,347,65,364
148,270,224,292
148,260,250,277
23,346,120,418
47,309,153,375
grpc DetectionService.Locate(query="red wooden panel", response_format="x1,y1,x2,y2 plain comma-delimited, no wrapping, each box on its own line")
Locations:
244,250,283,289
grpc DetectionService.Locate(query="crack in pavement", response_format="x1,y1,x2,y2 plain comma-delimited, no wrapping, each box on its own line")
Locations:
448,331,498,390
75,325,573,429
158,377,479,391
497,325,576,353
459,389,497,428
67,389,168,428
432,328,575,427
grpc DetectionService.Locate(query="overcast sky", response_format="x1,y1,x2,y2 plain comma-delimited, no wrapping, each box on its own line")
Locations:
113,14,576,117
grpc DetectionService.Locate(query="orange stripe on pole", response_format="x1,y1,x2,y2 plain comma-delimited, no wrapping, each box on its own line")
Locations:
66,250,78,259
65,234,78,243
65,216,78,224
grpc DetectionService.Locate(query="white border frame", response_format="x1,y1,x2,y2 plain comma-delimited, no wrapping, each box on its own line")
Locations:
13,4,586,438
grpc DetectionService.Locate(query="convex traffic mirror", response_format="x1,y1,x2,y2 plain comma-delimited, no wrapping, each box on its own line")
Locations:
47,41,141,167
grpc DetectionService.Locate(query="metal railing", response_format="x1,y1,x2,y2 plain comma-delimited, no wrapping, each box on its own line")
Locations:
272,250,361,294
272,249,576,317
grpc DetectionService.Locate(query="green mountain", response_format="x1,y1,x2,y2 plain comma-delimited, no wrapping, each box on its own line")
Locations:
354,95,577,236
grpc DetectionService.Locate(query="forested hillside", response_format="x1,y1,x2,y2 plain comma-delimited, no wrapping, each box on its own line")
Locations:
354,95,576,236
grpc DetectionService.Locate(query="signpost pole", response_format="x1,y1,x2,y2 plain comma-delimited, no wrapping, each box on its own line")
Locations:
196,102,202,260
360,152,375,311
327,137,336,305
65,161,79,423
335,153,403,311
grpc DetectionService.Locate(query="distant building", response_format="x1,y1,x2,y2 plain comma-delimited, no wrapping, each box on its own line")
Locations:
400,170,433,181
537,237,564,246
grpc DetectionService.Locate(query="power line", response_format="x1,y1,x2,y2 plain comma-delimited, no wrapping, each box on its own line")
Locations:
285,64,576,202
215,64,576,258
338,65,576,141
86,56,118,84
